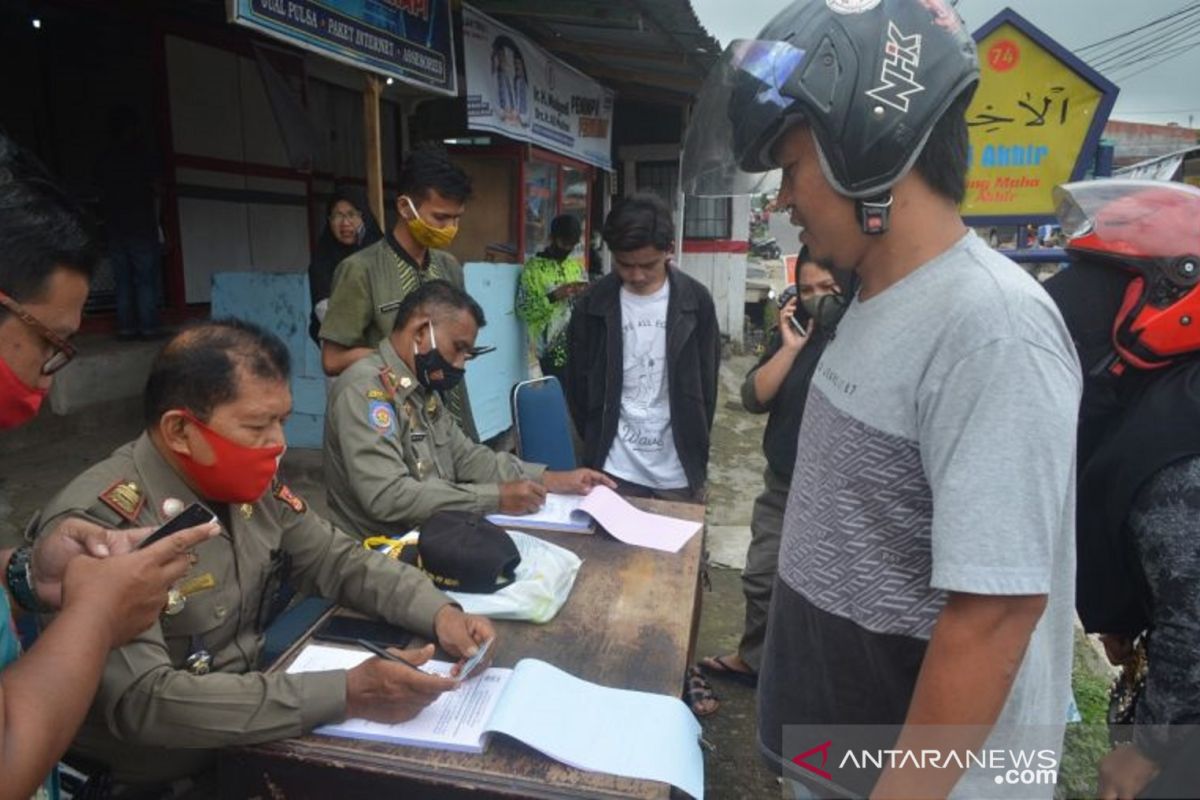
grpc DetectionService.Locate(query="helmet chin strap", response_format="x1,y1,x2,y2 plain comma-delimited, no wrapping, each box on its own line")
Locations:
856,192,894,235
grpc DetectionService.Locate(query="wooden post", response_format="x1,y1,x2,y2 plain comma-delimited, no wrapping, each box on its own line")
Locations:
363,73,385,226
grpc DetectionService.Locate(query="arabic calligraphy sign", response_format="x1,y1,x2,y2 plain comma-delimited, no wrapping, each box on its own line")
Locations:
962,8,1118,223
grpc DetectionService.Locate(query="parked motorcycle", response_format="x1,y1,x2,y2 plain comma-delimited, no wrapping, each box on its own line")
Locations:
750,236,781,260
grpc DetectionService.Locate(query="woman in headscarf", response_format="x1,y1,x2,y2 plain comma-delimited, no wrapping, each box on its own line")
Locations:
308,188,382,344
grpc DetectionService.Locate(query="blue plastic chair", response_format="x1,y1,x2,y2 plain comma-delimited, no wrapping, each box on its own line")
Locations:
511,376,578,471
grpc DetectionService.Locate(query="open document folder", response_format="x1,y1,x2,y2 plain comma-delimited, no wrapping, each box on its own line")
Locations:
288,644,704,799
488,485,702,553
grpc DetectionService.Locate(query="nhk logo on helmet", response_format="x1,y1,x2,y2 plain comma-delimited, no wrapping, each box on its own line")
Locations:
866,22,926,113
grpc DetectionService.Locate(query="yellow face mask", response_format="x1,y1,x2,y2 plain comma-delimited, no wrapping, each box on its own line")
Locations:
402,196,458,249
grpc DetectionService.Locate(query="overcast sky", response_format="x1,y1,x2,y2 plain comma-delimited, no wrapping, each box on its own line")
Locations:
690,0,1200,127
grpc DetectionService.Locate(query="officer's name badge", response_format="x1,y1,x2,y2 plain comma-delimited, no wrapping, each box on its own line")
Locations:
178,572,217,598
369,400,398,436
99,480,145,523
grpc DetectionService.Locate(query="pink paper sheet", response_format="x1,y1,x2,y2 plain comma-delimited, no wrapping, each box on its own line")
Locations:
578,486,702,553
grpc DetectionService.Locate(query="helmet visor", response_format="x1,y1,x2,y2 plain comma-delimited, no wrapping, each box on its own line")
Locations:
681,39,808,197
1054,179,1200,258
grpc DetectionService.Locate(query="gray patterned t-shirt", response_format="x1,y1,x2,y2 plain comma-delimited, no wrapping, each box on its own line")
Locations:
758,231,1081,798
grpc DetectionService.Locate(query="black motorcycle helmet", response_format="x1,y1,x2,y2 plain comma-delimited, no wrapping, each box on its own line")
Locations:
682,0,979,200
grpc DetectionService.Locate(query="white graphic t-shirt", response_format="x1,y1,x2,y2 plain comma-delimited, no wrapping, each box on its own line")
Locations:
602,281,688,489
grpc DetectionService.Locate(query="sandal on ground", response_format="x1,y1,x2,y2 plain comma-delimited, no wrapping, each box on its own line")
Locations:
698,654,759,687
684,666,719,717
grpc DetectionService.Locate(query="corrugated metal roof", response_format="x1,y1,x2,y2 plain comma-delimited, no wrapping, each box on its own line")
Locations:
465,0,722,104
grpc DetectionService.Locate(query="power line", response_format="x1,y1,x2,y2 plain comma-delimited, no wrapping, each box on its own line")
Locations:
1113,40,1200,83
1085,6,1200,64
1075,2,1200,52
1108,34,1200,77
1101,34,1200,79
1088,12,1200,70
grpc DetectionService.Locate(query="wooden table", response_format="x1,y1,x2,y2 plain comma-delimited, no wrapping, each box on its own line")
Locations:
220,498,705,799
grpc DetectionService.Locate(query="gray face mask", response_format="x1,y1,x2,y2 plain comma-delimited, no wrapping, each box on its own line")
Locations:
800,292,849,332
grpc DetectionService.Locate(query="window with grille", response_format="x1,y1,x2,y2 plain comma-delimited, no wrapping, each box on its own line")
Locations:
632,160,731,240
683,196,731,239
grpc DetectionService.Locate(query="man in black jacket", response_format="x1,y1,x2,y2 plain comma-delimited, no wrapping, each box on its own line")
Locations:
563,193,719,503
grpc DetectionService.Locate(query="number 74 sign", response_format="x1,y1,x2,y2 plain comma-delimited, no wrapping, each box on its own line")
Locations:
962,8,1119,224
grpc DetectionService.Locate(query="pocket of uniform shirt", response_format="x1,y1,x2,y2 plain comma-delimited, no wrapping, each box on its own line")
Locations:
161,600,227,668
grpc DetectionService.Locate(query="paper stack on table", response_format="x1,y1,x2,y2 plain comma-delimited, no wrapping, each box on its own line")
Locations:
488,486,701,553
487,492,593,533
288,643,704,799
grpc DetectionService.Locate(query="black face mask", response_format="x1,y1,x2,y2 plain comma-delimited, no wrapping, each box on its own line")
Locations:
413,323,466,392
800,292,849,332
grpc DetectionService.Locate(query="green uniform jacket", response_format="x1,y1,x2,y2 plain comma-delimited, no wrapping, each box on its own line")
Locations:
318,236,477,440
34,434,451,785
324,338,546,538
516,254,586,368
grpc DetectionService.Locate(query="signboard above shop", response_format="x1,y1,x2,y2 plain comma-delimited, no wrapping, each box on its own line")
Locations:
461,4,615,171
228,0,457,96
962,8,1118,224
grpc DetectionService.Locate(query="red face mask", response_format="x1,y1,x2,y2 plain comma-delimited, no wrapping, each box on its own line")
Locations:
0,355,48,430
174,412,285,504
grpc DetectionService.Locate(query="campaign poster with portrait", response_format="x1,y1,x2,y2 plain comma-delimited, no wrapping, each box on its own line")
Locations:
461,4,614,171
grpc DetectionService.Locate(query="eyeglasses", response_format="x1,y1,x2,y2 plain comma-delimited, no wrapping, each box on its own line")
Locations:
330,210,363,223
0,289,76,375
428,322,495,362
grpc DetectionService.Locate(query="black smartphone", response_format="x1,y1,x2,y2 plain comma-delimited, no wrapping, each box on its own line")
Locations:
313,616,413,650
137,503,216,550
776,284,808,338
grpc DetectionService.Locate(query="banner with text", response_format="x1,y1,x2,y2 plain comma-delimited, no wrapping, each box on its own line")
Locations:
228,0,456,96
962,8,1117,223
462,4,614,171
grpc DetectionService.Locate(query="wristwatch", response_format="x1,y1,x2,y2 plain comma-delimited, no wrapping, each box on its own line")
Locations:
4,545,45,613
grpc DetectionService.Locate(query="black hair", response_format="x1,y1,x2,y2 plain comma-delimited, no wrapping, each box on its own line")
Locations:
912,90,972,205
144,318,291,426
601,193,674,253
391,279,487,332
0,133,98,317
397,142,473,205
549,214,582,244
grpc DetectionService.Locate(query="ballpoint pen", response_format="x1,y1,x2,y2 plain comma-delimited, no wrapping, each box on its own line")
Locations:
356,638,426,673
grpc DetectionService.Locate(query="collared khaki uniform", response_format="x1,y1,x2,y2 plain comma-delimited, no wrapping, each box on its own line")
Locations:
319,236,477,440
35,434,451,785
324,338,545,538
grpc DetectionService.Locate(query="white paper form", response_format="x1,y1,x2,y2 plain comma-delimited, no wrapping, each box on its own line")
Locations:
577,486,702,553
487,659,705,800
287,644,513,753
487,492,593,533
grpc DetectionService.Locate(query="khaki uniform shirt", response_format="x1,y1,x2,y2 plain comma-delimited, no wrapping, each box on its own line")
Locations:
324,339,545,538
35,434,451,785
318,236,476,440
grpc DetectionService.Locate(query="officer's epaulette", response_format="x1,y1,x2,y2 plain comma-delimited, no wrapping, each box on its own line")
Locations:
271,479,307,514
98,479,146,524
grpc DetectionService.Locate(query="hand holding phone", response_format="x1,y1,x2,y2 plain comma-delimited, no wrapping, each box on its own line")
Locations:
138,503,217,550
455,636,494,683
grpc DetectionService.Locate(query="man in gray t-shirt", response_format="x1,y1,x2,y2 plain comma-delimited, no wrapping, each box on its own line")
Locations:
682,2,1080,796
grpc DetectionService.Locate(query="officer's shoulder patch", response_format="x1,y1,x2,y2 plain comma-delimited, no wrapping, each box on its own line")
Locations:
366,388,389,401
368,400,398,436
98,480,145,523
273,483,307,514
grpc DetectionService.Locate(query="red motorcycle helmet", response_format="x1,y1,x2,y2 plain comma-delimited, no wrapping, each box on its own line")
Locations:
1054,179,1200,371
